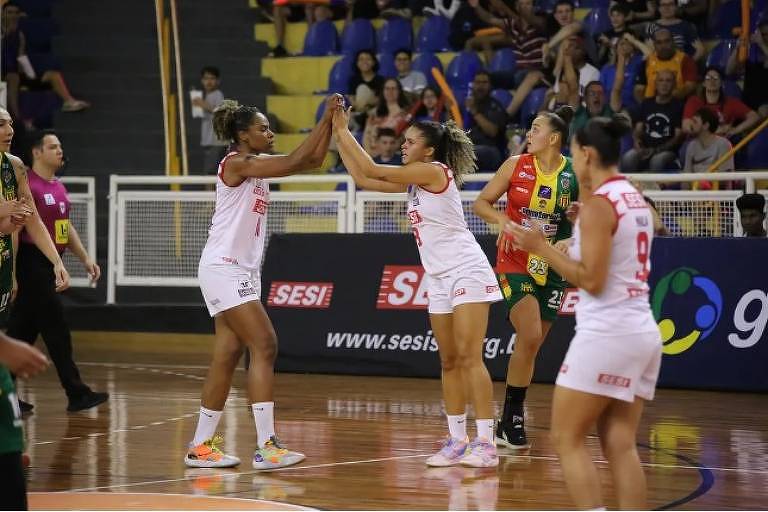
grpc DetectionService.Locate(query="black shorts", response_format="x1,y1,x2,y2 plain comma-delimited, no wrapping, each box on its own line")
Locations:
0,451,27,510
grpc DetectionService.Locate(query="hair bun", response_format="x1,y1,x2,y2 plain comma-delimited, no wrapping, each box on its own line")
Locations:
554,104,575,126
605,113,632,138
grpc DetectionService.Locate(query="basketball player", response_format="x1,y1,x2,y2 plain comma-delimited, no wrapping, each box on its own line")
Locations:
0,106,66,510
473,106,577,448
332,101,502,468
508,114,660,509
186,95,340,470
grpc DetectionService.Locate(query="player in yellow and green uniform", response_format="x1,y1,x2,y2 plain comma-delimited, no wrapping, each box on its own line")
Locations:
474,106,578,449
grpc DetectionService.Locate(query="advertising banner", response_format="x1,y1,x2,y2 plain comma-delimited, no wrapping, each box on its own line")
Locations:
263,234,768,391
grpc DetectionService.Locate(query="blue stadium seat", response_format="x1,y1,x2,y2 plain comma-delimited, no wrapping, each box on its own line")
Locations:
341,19,376,56
315,98,327,123
582,8,611,36
745,129,768,169
415,16,451,52
488,48,518,88
445,51,483,91
520,87,548,127
378,52,398,78
706,39,739,76
327,55,353,94
18,18,57,53
708,0,741,38
491,88,512,108
377,18,413,55
489,47,517,74
303,20,339,56
412,52,443,87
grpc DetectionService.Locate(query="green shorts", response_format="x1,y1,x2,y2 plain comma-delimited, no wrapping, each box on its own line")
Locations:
497,273,566,323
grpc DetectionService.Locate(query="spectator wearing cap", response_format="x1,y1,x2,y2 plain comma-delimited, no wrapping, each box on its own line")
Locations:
394,49,427,101
736,194,767,237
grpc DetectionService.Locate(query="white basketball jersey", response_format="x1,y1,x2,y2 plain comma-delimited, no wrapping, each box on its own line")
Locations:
200,152,269,271
569,176,658,334
407,162,489,275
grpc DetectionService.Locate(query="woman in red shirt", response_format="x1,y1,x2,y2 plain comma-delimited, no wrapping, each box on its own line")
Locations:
682,66,760,139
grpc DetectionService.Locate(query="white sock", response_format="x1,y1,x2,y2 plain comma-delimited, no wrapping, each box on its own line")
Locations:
476,419,494,442
447,413,467,439
252,401,276,448
191,406,222,446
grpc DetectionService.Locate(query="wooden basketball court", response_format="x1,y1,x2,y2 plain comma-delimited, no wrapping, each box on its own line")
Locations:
16,332,768,510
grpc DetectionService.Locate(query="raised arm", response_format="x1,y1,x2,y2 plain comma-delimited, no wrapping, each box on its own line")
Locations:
226,94,340,180
331,104,443,191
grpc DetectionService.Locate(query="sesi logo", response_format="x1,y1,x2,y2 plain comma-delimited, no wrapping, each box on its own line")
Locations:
377,265,428,310
267,282,334,308
558,288,580,315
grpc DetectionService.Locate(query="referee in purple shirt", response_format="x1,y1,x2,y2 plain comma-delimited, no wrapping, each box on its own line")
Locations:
8,130,108,413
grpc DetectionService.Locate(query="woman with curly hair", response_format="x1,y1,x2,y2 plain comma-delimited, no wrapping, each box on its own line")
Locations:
186,95,339,471
332,99,502,469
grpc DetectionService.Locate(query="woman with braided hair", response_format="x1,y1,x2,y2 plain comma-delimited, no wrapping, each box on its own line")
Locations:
332,99,502,468
186,95,339,470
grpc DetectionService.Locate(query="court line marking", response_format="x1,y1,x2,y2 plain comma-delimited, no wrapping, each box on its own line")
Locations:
29,492,317,511
64,454,430,493
68,362,766,478
62,446,765,495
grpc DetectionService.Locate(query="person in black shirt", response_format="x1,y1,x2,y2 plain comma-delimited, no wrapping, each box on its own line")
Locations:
727,21,768,120
620,69,684,172
465,71,507,171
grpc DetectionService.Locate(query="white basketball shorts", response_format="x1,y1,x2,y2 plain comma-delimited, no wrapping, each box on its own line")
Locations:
198,263,261,317
556,329,662,402
426,260,503,314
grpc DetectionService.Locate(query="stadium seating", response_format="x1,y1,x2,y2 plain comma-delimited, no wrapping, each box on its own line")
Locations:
377,17,413,55
341,18,376,56
303,20,339,56
415,16,451,53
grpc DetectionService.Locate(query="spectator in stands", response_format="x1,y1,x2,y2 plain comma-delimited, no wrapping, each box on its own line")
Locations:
348,50,385,128
541,0,585,67
464,0,547,124
600,35,650,112
465,70,507,171
362,78,409,156
372,127,403,164
646,0,705,61
394,49,427,100
681,67,760,140
622,69,684,172
549,35,600,109
9,130,108,414
570,80,623,138
614,0,656,26
192,66,228,174
1,1,89,123
344,0,380,21
736,193,767,237
269,1,337,57
727,22,768,120
595,4,632,66
634,28,697,103
409,86,450,123
674,0,708,34
682,108,734,190
447,0,490,51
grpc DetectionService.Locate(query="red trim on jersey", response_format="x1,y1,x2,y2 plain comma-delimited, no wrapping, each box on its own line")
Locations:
419,162,452,194
593,193,620,235
218,152,242,188
593,174,627,193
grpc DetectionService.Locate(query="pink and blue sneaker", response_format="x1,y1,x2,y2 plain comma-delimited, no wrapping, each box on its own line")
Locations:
426,436,469,467
460,437,499,468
